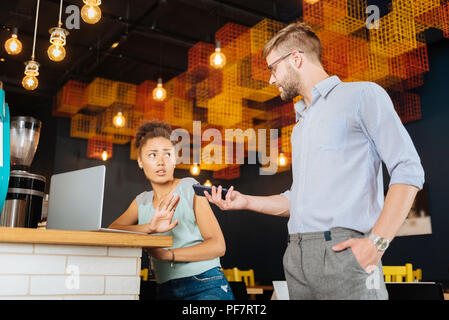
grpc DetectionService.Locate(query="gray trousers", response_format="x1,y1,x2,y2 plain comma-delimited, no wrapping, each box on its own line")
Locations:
283,227,389,300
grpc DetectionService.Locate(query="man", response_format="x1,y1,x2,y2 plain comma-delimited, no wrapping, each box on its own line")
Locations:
204,22,424,300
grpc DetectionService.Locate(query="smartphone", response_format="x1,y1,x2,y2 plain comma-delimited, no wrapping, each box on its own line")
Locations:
193,184,228,200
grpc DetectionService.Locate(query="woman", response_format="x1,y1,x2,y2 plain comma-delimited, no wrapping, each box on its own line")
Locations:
109,120,235,300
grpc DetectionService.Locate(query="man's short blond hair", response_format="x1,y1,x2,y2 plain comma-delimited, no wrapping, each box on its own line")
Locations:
262,21,322,65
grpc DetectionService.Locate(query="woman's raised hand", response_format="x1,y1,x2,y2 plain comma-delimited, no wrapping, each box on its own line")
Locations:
147,193,180,233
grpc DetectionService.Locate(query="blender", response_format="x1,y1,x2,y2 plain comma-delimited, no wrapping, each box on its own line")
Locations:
0,115,45,228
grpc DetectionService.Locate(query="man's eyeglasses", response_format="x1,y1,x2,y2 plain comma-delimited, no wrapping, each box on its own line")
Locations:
267,50,304,76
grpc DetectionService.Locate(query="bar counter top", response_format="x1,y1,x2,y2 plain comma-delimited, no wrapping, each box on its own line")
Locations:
0,226,172,248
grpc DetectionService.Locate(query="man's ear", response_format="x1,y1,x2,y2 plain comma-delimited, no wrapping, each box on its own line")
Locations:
291,50,303,69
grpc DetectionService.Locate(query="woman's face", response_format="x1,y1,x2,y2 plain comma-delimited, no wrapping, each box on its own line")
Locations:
138,137,176,184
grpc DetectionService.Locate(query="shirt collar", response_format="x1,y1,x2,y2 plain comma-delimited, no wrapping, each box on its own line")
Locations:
294,99,307,120
294,76,342,121
314,75,341,98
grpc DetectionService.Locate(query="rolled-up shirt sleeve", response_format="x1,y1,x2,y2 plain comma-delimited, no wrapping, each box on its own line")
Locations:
280,189,291,200
358,83,425,190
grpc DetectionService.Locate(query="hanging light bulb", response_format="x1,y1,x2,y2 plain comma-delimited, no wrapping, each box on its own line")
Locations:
203,179,212,187
81,0,102,24
152,77,167,101
113,109,126,128
48,1,69,62
22,60,40,91
4,28,23,55
48,44,66,62
23,0,41,91
278,151,288,167
22,75,39,91
101,150,108,161
47,27,69,62
210,41,226,69
190,163,200,176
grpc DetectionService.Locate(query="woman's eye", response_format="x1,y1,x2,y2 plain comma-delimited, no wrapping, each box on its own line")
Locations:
165,153,171,158
148,153,155,158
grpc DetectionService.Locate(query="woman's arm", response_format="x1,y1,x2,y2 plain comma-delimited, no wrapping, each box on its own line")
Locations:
108,195,180,234
147,194,226,262
108,199,151,233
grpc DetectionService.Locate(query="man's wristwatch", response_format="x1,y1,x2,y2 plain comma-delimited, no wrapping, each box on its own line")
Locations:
368,233,390,251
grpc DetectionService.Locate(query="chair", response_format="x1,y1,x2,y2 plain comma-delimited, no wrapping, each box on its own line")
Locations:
221,267,255,287
413,268,422,281
382,263,422,282
140,268,149,281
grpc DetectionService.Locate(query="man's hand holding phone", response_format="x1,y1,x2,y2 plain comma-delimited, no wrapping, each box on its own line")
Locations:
204,185,249,211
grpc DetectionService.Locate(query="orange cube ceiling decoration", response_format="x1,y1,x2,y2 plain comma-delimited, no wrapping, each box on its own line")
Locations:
51,1,448,172
215,23,250,64
54,80,88,116
87,136,113,160
213,164,241,180
188,42,216,80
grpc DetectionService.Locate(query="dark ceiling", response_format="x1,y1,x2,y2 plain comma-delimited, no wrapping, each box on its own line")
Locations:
0,0,302,107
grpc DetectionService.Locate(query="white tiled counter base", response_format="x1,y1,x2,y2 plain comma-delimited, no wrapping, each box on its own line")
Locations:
0,243,142,300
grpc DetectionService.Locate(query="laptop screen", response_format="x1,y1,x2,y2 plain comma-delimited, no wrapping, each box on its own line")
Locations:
46,165,105,231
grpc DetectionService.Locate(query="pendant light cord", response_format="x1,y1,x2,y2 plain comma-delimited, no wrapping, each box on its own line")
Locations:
58,0,63,26
159,38,162,78
31,0,41,60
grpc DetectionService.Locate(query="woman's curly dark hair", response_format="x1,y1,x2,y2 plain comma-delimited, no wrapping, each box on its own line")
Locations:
134,120,173,153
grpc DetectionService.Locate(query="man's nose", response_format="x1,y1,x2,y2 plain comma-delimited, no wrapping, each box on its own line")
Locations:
269,74,276,85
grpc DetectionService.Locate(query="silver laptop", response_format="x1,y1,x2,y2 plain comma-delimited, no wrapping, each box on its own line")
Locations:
46,165,145,234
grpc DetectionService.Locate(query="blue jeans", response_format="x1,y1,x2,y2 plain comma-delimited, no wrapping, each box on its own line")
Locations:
157,267,235,300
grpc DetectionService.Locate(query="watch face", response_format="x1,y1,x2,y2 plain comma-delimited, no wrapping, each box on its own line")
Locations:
377,238,389,250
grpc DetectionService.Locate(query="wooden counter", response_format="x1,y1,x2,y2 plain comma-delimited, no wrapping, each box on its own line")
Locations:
0,227,172,248
0,227,173,300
